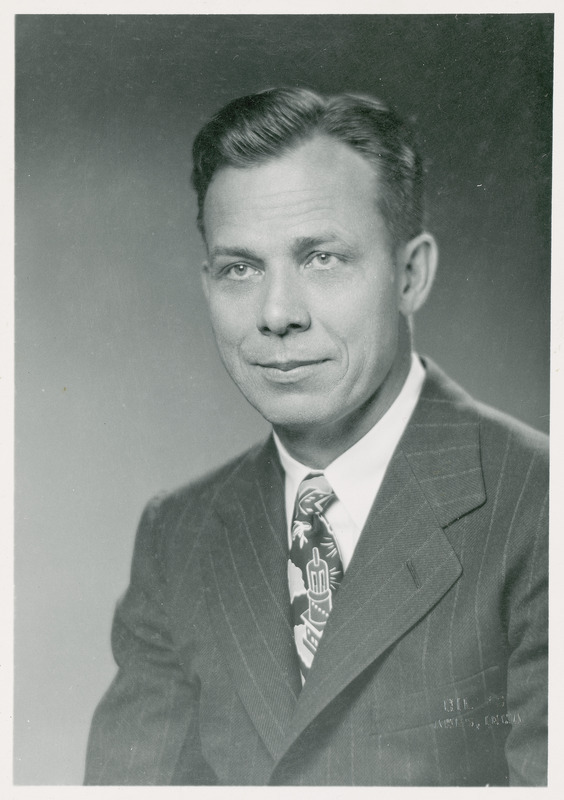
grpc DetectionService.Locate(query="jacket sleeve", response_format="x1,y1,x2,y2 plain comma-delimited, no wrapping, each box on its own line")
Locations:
84,494,213,785
504,481,548,786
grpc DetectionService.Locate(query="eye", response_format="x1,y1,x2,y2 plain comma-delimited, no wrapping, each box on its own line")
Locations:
225,263,260,280
307,252,339,269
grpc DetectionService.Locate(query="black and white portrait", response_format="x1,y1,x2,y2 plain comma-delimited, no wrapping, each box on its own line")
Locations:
14,11,552,786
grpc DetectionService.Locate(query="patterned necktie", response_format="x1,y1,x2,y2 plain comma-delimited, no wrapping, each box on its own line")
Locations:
288,473,344,681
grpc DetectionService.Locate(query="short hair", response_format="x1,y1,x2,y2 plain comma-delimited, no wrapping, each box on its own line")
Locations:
191,87,425,247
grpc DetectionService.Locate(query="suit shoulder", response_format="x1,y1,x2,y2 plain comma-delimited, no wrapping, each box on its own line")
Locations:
141,438,270,525
418,360,548,512
131,436,282,570
422,357,548,462
472,398,548,464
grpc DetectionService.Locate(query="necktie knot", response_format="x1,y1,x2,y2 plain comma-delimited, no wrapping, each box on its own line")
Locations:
294,473,336,520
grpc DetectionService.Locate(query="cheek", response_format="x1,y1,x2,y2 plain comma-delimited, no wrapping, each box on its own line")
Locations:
208,298,246,346
346,302,399,368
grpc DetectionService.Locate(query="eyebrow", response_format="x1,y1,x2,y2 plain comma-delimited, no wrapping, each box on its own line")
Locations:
208,246,264,265
208,232,355,264
290,234,352,257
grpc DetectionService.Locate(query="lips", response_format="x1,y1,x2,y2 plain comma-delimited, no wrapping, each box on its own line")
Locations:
257,359,326,371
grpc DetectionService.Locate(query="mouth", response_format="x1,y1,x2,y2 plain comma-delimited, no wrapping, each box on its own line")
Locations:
257,359,326,372
254,358,329,383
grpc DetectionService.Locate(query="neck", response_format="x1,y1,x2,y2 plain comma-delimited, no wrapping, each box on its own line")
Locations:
274,333,413,470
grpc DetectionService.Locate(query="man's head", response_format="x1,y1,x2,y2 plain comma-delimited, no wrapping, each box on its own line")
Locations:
193,88,437,466
192,87,424,250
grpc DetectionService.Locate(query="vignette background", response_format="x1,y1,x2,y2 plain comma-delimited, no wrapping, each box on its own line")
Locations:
15,13,552,783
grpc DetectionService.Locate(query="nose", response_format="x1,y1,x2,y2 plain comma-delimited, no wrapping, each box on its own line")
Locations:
257,270,311,336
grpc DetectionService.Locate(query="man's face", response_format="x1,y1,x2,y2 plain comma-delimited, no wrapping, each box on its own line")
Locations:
201,135,408,440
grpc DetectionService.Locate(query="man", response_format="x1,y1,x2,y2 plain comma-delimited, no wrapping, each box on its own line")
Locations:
84,88,548,786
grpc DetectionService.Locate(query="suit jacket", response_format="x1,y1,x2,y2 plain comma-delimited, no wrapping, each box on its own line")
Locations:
84,359,548,786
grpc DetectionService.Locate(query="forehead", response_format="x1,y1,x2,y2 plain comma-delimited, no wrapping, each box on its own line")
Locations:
202,135,388,248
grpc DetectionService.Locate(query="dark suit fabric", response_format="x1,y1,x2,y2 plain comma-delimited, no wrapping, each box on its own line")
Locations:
84,360,548,786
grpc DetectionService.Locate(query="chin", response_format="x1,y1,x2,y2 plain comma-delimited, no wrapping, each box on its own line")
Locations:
246,393,341,431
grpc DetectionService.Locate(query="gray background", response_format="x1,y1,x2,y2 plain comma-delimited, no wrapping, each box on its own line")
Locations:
15,14,552,784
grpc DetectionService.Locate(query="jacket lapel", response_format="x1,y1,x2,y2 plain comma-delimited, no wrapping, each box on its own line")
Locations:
199,438,301,760
277,359,487,758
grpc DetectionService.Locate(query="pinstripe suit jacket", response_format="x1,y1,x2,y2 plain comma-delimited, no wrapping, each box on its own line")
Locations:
84,359,548,785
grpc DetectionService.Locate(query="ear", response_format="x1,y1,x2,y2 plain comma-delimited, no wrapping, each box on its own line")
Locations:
396,232,438,316
201,261,211,302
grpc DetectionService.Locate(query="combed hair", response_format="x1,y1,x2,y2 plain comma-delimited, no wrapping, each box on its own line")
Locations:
191,87,425,247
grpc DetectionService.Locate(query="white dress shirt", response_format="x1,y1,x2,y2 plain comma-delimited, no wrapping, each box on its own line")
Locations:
273,353,426,570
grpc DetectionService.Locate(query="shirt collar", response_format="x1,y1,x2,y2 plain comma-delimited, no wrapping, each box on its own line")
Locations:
273,353,426,530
